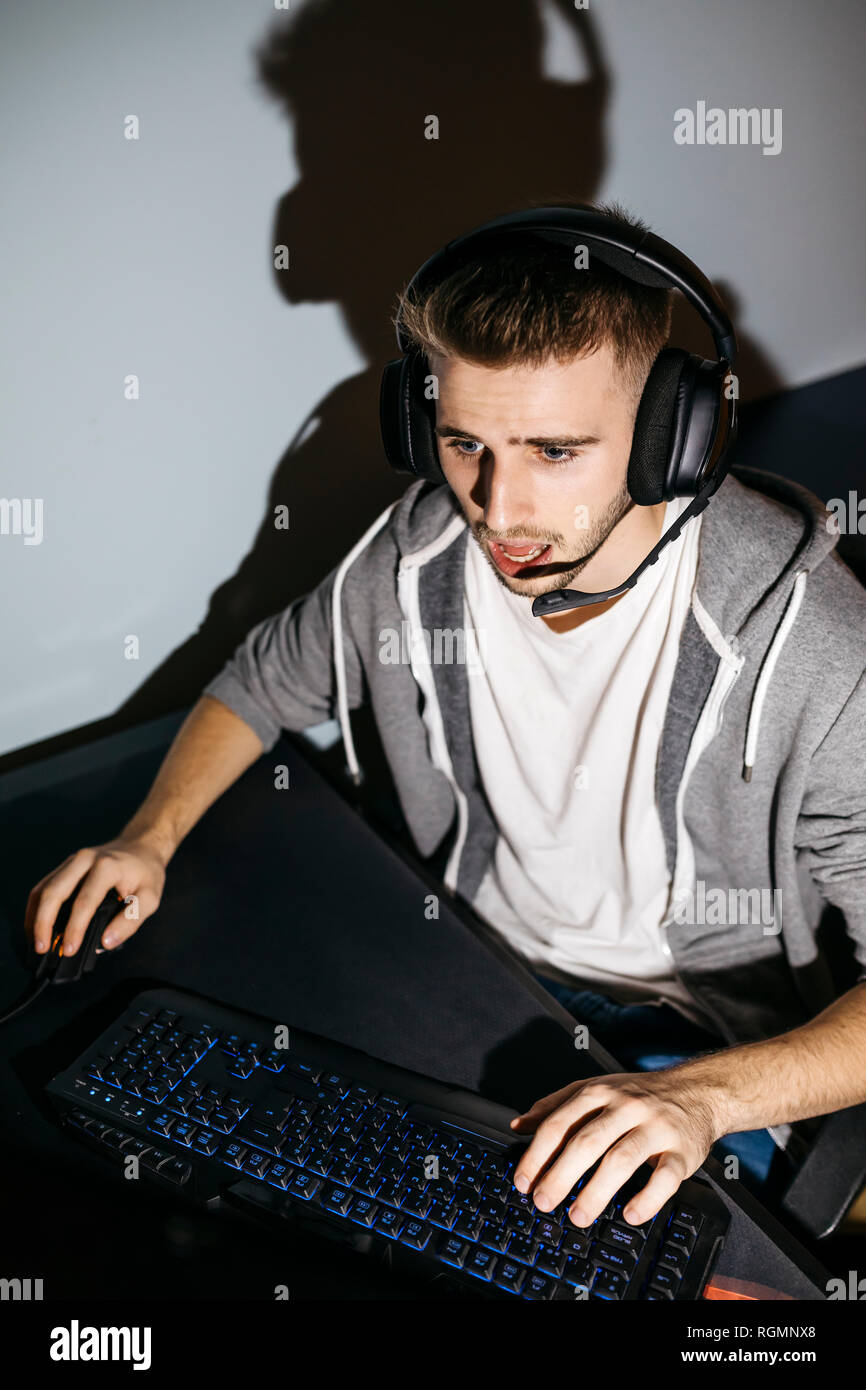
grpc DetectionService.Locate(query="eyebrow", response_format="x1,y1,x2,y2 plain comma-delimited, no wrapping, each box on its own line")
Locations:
435,424,601,448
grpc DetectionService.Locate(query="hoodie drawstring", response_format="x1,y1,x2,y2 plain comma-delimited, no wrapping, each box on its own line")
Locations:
331,500,400,785
742,570,808,782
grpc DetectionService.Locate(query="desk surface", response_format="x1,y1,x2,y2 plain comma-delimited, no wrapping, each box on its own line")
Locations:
0,713,830,1300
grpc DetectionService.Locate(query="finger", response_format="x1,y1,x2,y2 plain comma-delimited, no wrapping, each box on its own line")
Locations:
524,1106,645,1216
513,1085,614,1194
509,1079,587,1132
24,856,77,942
29,851,97,952
618,1152,688,1227
563,1129,658,1227
60,868,120,955
101,902,145,948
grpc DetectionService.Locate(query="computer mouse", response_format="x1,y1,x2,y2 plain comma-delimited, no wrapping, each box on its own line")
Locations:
34,888,126,984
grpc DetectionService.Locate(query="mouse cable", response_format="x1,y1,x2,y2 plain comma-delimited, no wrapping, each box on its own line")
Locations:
0,977,50,1026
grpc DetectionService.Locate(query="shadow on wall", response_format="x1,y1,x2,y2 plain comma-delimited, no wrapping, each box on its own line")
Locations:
5,0,787,772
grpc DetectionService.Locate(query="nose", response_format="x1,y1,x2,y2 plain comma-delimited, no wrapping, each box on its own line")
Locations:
480,453,535,535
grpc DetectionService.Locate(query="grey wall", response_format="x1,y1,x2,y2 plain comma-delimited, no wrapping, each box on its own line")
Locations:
2,0,864,758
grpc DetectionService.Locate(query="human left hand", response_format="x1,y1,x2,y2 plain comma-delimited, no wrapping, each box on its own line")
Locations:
510,1069,726,1229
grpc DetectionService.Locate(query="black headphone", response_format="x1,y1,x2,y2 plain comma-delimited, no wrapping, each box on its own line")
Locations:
379,205,738,616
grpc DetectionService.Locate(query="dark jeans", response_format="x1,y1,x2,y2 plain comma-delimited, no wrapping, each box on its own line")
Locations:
533,972,786,1193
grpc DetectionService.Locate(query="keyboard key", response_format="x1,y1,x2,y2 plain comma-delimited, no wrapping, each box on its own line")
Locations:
656,1244,688,1276
192,1130,220,1155
202,1086,225,1105
101,1065,129,1089
436,1233,470,1268
124,1009,156,1032
377,1093,407,1117
353,1171,383,1199
172,1122,198,1148
602,1221,644,1253
188,1101,214,1125
562,1256,594,1290
591,1268,628,1300
267,1163,294,1190
534,1218,562,1246
220,1142,247,1169
122,1137,152,1159
595,1243,638,1275
648,1267,680,1297
288,1171,320,1201
324,1185,354,1215
158,1066,184,1091
374,1207,404,1239
226,1058,255,1081
304,1147,334,1178
672,1205,702,1236
348,1196,378,1227
251,1093,292,1128
285,1059,321,1083
259,1050,286,1073
400,1219,432,1251
427,1201,457,1230
100,1128,133,1151
666,1223,695,1254
465,1246,496,1281
452,1211,484,1241
222,1094,249,1118
319,1072,349,1096
523,1271,555,1301
492,1258,526,1294
242,1151,271,1179
506,1235,538,1265
535,1244,566,1278
147,1112,175,1137
160,1158,192,1186
141,1082,170,1106
350,1083,378,1105
140,1148,171,1173
209,1109,238,1134
329,1162,361,1189
478,1221,510,1253
235,1122,283,1154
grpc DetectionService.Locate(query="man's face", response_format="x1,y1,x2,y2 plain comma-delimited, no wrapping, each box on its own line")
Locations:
432,345,639,601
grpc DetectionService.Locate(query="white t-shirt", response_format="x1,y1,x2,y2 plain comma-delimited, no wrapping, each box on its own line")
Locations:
465,498,713,1030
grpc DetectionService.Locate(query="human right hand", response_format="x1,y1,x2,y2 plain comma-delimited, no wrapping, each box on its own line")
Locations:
25,836,169,957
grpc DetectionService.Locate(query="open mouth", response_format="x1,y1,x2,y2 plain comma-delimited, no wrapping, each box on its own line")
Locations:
488,539,554,577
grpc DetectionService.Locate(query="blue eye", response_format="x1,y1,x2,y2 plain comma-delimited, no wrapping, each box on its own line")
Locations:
448,440,485,456
443,440,581,467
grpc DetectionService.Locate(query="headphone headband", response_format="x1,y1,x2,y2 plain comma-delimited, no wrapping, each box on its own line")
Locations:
396,204,737,368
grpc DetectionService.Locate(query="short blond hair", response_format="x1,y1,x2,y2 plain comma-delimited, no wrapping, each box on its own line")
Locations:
395,201,673,404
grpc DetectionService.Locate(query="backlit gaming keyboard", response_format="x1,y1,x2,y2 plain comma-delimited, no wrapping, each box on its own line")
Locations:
46,987,729,1300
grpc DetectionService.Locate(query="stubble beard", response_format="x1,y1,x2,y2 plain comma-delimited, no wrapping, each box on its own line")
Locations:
474,477,635,600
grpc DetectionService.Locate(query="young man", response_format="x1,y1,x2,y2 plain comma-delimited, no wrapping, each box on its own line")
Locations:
28,205,866,1234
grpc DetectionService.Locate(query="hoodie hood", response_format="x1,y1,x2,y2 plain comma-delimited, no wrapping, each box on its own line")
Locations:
331,464,840,788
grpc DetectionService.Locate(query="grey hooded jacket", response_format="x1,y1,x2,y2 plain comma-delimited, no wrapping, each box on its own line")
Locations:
203,464,866,1068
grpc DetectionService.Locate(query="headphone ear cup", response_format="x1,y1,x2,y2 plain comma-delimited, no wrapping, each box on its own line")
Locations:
627,348,691,505
379,352,444,480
